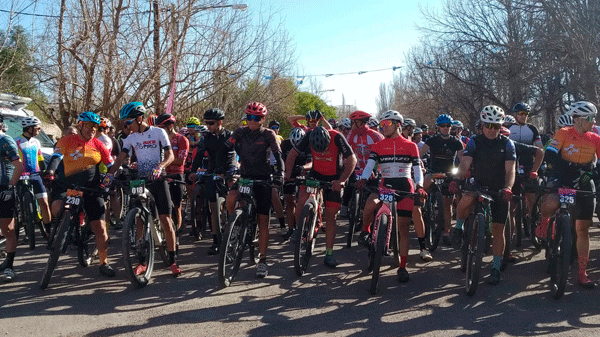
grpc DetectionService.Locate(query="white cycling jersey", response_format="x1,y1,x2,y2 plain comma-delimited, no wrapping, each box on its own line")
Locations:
122,126,171,178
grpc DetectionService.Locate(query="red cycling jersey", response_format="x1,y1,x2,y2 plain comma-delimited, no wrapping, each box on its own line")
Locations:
166,133,189,174
347,126,383,171
296,129,354,179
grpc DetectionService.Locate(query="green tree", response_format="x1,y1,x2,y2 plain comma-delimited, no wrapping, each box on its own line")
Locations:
0,25,35,96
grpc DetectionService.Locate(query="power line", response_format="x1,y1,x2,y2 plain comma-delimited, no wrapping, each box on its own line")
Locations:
0,8,153,19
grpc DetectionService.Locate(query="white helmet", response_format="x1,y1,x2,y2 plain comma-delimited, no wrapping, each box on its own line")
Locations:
567,101,597,117
503,115,517,126
380,110,404,123
480,105,505,124
21,116,41,128
557,113,573,128
289,127,306,147
341,118,351,129
197,125,208,133
367,117,379,128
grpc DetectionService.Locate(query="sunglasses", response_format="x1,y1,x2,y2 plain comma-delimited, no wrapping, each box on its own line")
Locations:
82,121,98,130
438,124,451,128
270,125,280,130
246,115,263,122
517,111,529,116
205,121,217,126
124,119,134,127
484,123,501,130
307,119,318,123
380,120,395,127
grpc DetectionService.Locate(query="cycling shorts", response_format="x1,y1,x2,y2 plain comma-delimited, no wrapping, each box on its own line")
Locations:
464,181,509,225
51,187,106,222
149,179,173,216
380,178,415,218
283,181,296,195
0,186,15,219
547,179,595,221
206,177,228,203
168,174,185,207
28,174,47,199
235,175,272,216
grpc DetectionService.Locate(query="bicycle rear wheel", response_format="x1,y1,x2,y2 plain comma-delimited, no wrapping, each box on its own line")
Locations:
501,217,511,271
529,197,543,250
466,213,486,296
347,191,359,248
370,213,389,295
218,209,247,288
390,219,399,267
77,223,97,267
549,213,572,299
40,210,73,290
122,207,155,288
427,191,444,252
294,201,317,276
515,197,523,247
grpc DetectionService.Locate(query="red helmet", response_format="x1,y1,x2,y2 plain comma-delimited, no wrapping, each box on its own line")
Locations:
500,126,511,137
349,110,371,120
245,102,267,117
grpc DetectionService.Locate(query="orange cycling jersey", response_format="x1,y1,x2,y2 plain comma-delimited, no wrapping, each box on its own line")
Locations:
547,127,600,165
54,134,114,178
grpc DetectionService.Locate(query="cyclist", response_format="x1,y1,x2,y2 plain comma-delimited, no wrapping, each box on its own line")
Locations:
413,127,425,150
401,118,417,140
449,105,516,285
189,108,237,254
281,127,310,240
367,117,379,131
287,110,332,131
356,110,427,282
95,117,122,228
539,101,600,288
557,113,573,129
268,120,286,235
223,102,284,278
346,110,383,244
14,117,52,232
186,117,203,149
286,126,356,268
451,120,469,145
0,115,24,281
420,114,464,246
421,124,430,141
45,111,115,277
503,115,517,128
108,102,181,276
339,118,351,138
509,103,543,148
155,113,189,235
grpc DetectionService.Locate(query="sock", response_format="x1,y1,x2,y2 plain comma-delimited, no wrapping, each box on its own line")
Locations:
418,237,426,250
400,255,408,269
279,217,286,229
578,254,589,277
325,248,333,256
169,251,176,265
5,252,15,269
98,250,108,265
455,219,465,230
492,255,502,270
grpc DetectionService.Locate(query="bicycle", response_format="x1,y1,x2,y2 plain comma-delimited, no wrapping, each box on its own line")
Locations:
190,171,228,241
523,180,546,250
423,172,454,252
218,177,271,288
347,170,368,248
39,181,113,289
293,178,331,277
121,175,185,288
14,173,47,250
362,185,417,295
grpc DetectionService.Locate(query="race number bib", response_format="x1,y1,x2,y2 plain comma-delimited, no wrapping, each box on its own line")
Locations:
130,180,146,196
238,178,253,194
558,188,576,205
306,179,320,194
65,189,83,205
379,187,395,202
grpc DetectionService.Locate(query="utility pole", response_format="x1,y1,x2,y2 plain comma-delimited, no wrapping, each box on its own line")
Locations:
153,0,161,115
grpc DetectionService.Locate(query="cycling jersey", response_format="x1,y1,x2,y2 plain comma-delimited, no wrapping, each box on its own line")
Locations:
52,134,114,184
546,127,600,185
360,135,423,185
166,133,189,175
190,129,236,175
224,126,282,178
121,126,171,178
14,135,44,174
295,129,353,180
0,134,20,186
269,134,285,166
96,134,113,152
463,135,516,191
424,134,464,173
346,126,383,171
509,124,541,146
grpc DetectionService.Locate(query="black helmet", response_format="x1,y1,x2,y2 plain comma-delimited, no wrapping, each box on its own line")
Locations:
420,124,429,130
309,126,330,153
306,110,322,120
204,108,225,120
512,102,531,113
155,113,176,126
268,120,280,128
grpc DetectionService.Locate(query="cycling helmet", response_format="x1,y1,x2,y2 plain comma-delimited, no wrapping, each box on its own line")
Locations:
289,127,306,148
21,116,41,128
500,126,511,137
99,117,112,129
156,113,176,126
380,110,404,123
146,114,157,126
512,102,531,113
557,113,573,127
309,126,330,153
414,127,423,134
367,117,379,128
186,116,201,126
204,108,225,120
197,125,209,133
268,120,280,128
451,120,464,128
436,114,453,125
503,115,517,126
349,110,371,120
341,118,351,129
77,111,101,124
120,102,146,120
178,126,189,136
420,124,429,130
402,118,417,128
328,118,338,128
480,105,505,123
245,101,267,116
567,101,597,117
306,110,322,120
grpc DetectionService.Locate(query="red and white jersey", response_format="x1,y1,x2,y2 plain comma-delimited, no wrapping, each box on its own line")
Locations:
347,126,383,171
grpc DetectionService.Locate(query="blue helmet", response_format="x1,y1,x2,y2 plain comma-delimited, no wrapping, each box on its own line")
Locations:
77,111,101,124
436,114,453,125
120,102,146,120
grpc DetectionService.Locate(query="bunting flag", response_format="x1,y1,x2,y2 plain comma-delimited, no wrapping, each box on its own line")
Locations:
262,66,401,82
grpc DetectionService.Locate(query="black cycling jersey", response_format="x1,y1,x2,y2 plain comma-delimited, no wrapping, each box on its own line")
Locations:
513,141,537,174
281,139,310,175
464,135,516,191
509,123,541,146
191,129,236,175
424,134,464,173
224,126,283,178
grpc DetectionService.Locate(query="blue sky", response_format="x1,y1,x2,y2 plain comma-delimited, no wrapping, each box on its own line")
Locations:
246,0,443,114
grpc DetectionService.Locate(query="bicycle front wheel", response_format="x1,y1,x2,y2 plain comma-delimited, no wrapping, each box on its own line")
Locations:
370,212,390,295
427,191,444,252
122,207,155,288
218,209,247,288
294,200,318,276
77,223,97,267
549,213,572,300
465,212,486,296
40,210,73,290
347,192,359,248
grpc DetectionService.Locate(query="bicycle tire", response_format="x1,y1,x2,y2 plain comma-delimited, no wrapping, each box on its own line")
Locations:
549,213,572,300
294,200,317,276
122,207,155,288
529,196,543,250
150,205,170,266
40,210,73,290
390,219,400,268
515,197,523,248
77,224,96,267
460,214,473,273
466,212,486,296
216,196,228,237
370,213,389,295
218,209,246,288
347,191,359,248
248,206,261,265
190,184,202,240
428,191,444,252
501,216,511,272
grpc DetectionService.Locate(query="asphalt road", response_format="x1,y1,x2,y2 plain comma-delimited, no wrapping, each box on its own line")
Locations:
1,218,600,337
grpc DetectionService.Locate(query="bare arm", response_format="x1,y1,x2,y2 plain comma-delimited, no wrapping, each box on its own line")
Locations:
284,148,299,180
531,147,544,173
108,152,129,175
419,144,430,158
456,156,473,180
505,160,516,189
287,115,304,126
9,159,23,187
